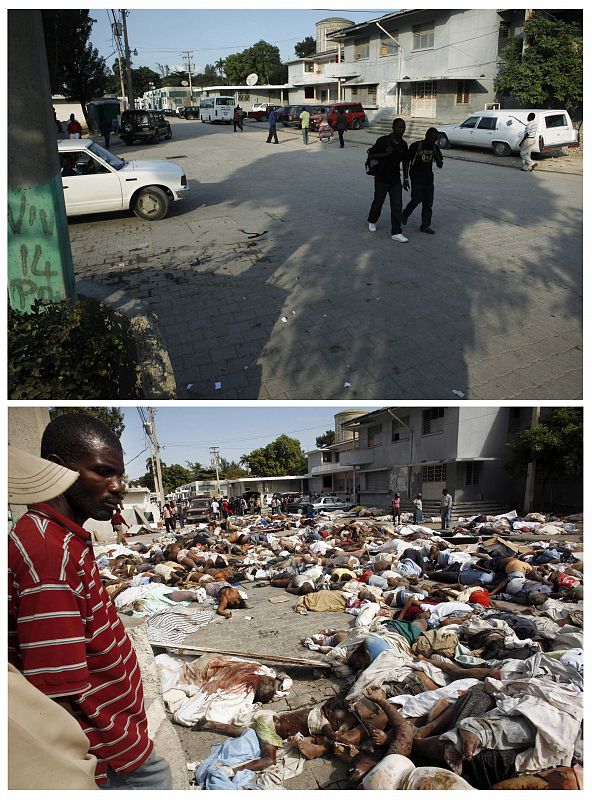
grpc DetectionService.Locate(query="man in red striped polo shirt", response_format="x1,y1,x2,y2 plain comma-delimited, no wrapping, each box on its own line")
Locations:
8,414,172,789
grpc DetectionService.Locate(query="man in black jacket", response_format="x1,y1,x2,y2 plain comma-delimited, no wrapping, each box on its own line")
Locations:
402,127,443,234
367,117,410,243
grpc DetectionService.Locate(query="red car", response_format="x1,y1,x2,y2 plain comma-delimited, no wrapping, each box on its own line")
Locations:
310,102,366,131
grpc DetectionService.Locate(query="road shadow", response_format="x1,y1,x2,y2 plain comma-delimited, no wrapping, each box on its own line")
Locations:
69,131,582,400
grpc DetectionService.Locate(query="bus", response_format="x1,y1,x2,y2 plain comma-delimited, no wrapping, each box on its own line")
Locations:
199,95,235,124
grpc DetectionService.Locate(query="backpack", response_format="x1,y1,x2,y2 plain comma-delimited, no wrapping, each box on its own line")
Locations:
365,149,380,176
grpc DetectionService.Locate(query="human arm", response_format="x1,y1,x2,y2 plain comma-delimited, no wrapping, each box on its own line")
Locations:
216,590,232,618
364,687,414,756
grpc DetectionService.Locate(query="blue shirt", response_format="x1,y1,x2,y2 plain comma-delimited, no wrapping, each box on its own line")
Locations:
268,111,277,126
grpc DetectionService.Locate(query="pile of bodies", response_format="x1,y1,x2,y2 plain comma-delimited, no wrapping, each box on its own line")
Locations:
99,507,583,790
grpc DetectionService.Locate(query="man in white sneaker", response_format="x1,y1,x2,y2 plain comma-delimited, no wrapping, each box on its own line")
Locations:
367,118,410,242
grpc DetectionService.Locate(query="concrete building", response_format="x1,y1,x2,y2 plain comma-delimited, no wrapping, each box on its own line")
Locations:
308,407,542,514
226,475,308,499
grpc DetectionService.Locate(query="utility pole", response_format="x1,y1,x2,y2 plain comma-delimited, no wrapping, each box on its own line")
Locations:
120,9,135,109
181,50,194,101
145,408,165,507
7,10,76,313
522,9,533,54
523,406,540,514
210,447,221,497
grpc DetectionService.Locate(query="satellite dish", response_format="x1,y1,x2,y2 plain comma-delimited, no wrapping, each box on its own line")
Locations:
246,73,258,86
181,80,189,86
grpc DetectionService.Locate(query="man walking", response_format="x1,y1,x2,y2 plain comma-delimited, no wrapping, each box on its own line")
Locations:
402,127,443,234
367,117,410,243
111,505,129,544
334,107,347,148
440,488,453,530
266,107,279,143
99,118,112,148
299,107,310,145
8,414,172,789
519,112,538,171
233,106,244,132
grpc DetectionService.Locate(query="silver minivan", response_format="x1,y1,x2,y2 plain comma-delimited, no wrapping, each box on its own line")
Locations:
437,109,578,157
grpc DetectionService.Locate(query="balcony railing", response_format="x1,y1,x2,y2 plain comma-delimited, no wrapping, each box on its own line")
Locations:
340,449,376,466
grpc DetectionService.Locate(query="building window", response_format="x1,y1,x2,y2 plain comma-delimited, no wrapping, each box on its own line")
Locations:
380,33,399,57
465,462,481,486
392,415,410,442
334,452,340,463
354,38,370,60
304,86,315,99
237,92,250,103
422,464,447,483
365,470,389,490
413,22,435,50
322,451,332,463
322,475,332,489
367,424,383,448
456,80,471,105
507,407,523,434
422,408,445,435
305,62,315,73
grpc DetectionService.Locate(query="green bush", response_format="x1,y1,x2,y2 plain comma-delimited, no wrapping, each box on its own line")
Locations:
8,298,142,399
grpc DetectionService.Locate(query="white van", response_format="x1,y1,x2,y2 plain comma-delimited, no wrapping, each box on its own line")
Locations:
437,109,578,157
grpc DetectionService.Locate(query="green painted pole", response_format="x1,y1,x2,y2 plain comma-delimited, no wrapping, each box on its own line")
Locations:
8,10,76,313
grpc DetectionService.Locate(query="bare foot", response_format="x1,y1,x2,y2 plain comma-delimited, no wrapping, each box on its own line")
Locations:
443,742,464,774
295,739,327,759
459,729,481,759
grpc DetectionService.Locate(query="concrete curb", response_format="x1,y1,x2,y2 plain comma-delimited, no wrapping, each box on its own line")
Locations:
76,278,176,399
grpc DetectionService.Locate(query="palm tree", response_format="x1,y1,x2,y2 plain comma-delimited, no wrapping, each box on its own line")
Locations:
215,58,225,78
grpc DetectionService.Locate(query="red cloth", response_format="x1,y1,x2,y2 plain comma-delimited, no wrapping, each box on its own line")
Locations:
9,504,152,784
469,589,491,607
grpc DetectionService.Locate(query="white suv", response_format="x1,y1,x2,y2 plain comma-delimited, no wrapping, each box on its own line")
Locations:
58,139,189,220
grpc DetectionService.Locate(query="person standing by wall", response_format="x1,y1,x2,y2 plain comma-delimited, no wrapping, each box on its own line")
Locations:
299,107,310,145
266,107,279,144
391,492,402,524
367,117,410,243
413,493,423,524
401,127,443,235
519,112,538,171
440,488,453,530
8,414,172,789
334,107,347,148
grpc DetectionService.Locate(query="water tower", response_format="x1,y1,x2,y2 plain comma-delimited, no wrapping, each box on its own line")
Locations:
316,17,354,53
334,409,367,444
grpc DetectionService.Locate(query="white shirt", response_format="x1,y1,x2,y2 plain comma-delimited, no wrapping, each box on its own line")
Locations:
524,120,537,140
211,501,219,513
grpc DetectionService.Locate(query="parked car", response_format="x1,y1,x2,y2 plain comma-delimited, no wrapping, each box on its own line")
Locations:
436,109,579,157
247,104,285,122
119,109,172,145
283,104,327,128
286,494,312,513
306,496,355,513
180,106,200,120
58,139,189,221
310,102,367,131
185,496,212,524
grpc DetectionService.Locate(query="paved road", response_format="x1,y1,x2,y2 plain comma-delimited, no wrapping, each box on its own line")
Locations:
70,118,583,400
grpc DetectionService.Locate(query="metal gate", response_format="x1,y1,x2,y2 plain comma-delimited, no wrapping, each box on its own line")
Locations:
411,81,437,117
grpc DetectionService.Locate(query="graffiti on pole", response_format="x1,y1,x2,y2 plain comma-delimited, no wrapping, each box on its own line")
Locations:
8,178,75,312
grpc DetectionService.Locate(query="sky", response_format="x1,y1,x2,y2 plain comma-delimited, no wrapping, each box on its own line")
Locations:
88,5,392,75
119,405,380,479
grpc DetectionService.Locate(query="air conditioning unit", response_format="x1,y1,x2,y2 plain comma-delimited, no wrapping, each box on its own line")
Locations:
485,103,500,110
